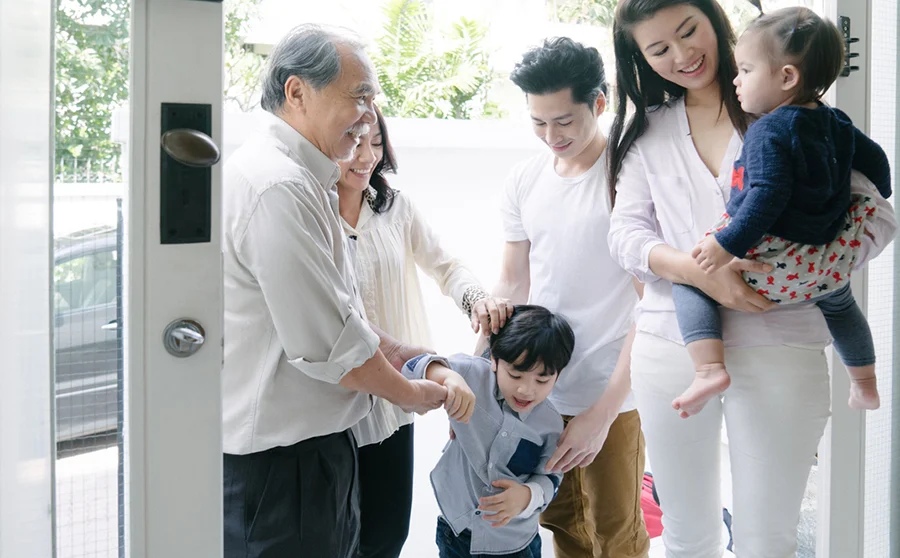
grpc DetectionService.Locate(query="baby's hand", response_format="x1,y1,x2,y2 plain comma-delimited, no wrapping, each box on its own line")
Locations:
443,373,476,423
478,480,532,528
691,235,735,274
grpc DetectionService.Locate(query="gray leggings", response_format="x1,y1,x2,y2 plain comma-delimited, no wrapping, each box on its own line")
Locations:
672,283,875,367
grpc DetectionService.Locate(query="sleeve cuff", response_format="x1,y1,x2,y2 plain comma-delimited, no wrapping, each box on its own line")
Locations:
402,354,450,381
637,240,666,283
516,482,545,519
503,230,529,243
287,306,379,384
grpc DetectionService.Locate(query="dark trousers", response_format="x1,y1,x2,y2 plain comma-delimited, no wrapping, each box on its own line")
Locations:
223,430,360,558
357,423,415,558
436,517,542,558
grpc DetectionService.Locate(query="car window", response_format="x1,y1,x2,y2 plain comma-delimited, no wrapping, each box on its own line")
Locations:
54,249,117,313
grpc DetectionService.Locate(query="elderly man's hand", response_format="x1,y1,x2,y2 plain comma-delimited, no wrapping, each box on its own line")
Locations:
399,379,447,415
382,340,434,372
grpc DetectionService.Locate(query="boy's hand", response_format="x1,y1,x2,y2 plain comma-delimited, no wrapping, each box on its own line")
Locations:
443,373,476,423
477,480,531,528
691,235,735,274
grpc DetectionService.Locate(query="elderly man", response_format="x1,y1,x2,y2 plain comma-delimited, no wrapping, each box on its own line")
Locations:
221,25,447,558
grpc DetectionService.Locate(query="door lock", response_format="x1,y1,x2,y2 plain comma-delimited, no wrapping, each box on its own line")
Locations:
163,318,206,357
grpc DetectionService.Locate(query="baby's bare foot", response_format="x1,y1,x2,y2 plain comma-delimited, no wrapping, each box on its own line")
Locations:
672,364,731,419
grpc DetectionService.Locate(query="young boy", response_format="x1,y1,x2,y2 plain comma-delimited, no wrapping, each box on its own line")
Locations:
403,305,575,558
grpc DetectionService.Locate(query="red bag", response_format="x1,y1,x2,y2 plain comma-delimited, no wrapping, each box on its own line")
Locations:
641,473,663,538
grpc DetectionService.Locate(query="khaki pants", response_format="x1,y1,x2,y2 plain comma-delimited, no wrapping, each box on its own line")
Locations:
540,409,650,558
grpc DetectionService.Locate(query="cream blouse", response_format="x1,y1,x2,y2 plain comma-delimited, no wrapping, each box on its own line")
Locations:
345,190,485,446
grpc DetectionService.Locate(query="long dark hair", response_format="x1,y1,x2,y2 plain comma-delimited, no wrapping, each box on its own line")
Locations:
368,104,398,214
607,0,750,201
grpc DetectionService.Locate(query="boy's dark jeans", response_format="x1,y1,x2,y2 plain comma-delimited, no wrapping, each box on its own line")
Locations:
436,516,542,558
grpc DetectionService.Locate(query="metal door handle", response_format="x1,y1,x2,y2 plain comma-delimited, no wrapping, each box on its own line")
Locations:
163,318,205,357
101,319,118,331
160,128,220,167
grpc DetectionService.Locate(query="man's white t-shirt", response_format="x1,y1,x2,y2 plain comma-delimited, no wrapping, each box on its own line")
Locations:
501,150,637,416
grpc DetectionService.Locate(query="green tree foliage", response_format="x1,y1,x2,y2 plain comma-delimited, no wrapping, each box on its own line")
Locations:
55,0,264,182
548,0,617,27
224,0,266,112
373,0,502,119
549,0,764,32
55,0,129,181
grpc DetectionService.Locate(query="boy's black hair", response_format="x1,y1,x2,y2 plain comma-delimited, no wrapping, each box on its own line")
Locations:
488,305,575,376
509,37,608,107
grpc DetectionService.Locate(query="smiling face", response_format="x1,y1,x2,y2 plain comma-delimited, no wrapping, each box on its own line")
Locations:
287,44,381,162
492,356,558,414
526,88,604,161
631,4,720,92
337,125,384,194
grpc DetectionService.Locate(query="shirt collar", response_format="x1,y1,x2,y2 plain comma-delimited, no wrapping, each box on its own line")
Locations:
493,381,506,403
356,197,374,230
259,111,341,191
339,197,374,236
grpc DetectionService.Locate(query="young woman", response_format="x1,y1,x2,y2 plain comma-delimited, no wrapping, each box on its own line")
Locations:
339,106,510,558
606,1,896,556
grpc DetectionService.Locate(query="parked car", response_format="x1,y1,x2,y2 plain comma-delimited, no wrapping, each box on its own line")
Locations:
54,226,119,444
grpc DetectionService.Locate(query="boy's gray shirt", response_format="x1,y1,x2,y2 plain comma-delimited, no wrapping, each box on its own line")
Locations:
404,353,564,554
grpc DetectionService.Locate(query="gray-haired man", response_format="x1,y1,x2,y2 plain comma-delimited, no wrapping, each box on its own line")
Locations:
221,25,447,558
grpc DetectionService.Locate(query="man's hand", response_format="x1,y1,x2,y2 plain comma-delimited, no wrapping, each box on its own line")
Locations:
397,379,447,415
477,480,531,528
546,409,612,473
381,340,433,372
443,373,476,423
470,297,514,336
691,235,735,274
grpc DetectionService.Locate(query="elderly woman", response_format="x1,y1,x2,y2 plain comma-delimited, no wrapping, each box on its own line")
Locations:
338,106,510,558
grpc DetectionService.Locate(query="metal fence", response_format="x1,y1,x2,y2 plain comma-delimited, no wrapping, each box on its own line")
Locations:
56,157,122,184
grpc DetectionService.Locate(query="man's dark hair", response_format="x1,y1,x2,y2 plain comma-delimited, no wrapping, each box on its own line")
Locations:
509,37,608,107
489,305,575,376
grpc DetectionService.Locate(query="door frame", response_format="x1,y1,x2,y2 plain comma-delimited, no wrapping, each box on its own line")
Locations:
818,1,872,557
0,0,55,555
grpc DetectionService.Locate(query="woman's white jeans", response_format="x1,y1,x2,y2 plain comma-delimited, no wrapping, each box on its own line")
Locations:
632,332,831,558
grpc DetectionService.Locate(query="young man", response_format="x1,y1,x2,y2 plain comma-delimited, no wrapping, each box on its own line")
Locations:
406,305,575,558
483,37,650,557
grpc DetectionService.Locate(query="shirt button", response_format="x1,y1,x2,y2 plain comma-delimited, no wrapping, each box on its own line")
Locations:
488,462,493,469
833,157,838,164
475,510,481,516
501,431,508,437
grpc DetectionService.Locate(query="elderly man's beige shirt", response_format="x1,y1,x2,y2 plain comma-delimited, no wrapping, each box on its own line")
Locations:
222,111,379,455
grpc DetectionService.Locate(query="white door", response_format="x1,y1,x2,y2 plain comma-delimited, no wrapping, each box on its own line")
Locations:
0,0,224,556
0,0,54,555
126,0,224,555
